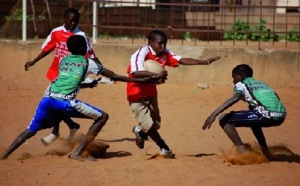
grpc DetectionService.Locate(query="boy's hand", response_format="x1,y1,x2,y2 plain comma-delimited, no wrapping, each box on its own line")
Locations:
81,80,98,88
89,80,98,88
24,61,36,71
202,115,216,130
156,70,168,84
143,75,161,83
206,56,220,65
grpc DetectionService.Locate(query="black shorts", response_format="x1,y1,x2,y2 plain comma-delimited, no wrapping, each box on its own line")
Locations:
225,110,285,128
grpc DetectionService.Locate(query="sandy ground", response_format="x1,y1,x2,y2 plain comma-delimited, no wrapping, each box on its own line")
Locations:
0,49,300,186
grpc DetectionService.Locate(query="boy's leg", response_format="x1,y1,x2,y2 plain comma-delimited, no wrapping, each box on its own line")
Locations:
222,123,249,153
147,127,175,158
40,116,80,146
251,126,267,148
60,116,80,141
130,96,160,149
130,97,173,158
62,116,80,130
250,126,274,160
220,110,279,156
132,126,148,149
40,124,60,146
219,112,249,153
69,112,109,161
64,99,108,161
0,129,35,160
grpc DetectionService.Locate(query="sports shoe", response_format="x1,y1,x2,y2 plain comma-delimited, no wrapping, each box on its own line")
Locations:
132,126,145,149
160,148,175,159
41,134,59,146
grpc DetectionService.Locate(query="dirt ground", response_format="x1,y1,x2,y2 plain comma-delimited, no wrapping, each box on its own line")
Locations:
0,45,300,186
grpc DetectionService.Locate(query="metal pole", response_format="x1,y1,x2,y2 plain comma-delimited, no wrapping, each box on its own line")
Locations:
92,1,98,44
22,0,27,41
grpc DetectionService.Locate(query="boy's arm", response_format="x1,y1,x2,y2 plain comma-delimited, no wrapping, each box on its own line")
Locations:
24,51,50,71
101,68,159,83
202,93,242,130
179,56,220,66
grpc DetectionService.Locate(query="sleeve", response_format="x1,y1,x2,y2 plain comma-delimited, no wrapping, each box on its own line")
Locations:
233,82,245,95
165,49,182,67
86,58,105,76
85,37,97,58
129,46,148,73
41,30,56,52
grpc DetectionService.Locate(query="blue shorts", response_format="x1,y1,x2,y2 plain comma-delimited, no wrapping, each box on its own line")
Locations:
223,110,285,128
27,97,103,133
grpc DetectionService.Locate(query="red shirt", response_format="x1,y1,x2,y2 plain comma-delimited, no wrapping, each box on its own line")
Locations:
42,25,96,81
127,45,181,102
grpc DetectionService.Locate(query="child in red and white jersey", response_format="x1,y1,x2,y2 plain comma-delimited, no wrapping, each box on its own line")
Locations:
127,30,220,158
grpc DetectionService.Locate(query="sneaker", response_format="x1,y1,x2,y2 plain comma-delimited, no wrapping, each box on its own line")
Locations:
98,76,115,84
41,134,59,146
160,148,175,159
132,126,144,149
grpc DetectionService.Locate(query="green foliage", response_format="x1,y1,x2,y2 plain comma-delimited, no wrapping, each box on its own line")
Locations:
184,31,191,41
282,29,300,42
223,18,279,42
248,19,279,41
223,19,249,40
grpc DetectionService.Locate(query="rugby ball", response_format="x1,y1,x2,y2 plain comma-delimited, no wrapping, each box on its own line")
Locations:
144,59,164,74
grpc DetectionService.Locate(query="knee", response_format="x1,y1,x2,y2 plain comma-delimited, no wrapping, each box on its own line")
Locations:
101,112,109,123
219,113,232,129
95,112,109,124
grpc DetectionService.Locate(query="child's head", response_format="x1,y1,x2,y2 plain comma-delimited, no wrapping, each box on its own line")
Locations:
67,35,87,55
147,30,168,56
232,64,253,84
63,8,80,31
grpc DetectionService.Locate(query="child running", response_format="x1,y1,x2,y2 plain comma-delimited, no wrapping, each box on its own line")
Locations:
0,35,156,161
202,64,286,160
127,30,220,158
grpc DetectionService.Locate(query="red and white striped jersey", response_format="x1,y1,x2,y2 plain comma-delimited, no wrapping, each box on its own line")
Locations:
42,25,96,81
126,44,181,102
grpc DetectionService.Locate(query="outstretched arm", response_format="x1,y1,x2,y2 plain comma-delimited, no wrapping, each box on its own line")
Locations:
179,56,220,66
101,68,159,83
24,51,50,71
202,93,242,130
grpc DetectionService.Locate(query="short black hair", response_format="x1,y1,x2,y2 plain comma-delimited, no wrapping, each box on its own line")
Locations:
148,30,167,41
67,35,86,55
63,7,80,19
232,64,253,79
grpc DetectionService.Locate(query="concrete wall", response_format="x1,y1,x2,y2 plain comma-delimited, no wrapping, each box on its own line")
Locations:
0,40,299,87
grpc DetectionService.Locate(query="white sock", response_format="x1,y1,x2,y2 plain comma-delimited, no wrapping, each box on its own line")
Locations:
41,134,58,146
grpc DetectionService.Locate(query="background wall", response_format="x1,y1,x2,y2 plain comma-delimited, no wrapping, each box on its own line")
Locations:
0,40,299,88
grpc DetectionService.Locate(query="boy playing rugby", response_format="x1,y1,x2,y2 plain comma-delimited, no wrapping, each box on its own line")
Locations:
202,64,286,160
127,30,220,158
